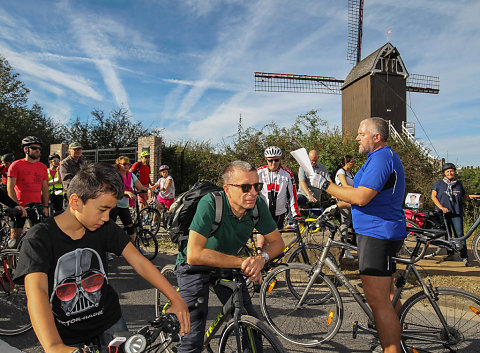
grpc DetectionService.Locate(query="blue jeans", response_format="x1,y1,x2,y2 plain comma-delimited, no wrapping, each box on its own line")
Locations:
445,213,467,258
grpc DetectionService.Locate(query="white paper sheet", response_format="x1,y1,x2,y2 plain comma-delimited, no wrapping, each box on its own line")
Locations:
290,148,314,175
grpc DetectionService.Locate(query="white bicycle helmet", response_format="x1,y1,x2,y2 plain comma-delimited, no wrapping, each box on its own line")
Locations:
264,146,282,158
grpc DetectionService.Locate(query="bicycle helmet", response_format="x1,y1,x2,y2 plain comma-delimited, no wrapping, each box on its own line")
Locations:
48,153,60,161
21,136,43,148
159,164,169,171
1,153,15,163
264,146,282,158
442,163,456,172
141,151,150,157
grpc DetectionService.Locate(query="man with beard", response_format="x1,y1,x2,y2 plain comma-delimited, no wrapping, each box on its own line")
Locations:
7,136,49,245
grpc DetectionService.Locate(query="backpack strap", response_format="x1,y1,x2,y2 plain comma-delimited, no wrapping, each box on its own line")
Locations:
210,191,223,234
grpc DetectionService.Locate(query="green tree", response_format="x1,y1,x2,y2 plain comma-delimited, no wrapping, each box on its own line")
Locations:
66,107,150,149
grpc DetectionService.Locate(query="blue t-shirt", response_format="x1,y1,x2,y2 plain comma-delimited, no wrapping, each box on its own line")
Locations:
352,146,407,241
431,179,465,216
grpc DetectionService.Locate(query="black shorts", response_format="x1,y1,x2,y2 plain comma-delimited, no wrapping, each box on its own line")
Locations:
357,234,404,277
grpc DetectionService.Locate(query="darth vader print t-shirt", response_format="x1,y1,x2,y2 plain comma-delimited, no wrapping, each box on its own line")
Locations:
14,217,130,344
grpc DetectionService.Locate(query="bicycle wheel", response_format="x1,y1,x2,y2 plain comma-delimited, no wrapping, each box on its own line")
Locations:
399,287,480,353
473,232,480,266
138,207,161,235
218,315,287,353
0,251,32,335
135,229,158,260
259,263,343,346
287,243,340,287
156,265,179,353
155,265,178,317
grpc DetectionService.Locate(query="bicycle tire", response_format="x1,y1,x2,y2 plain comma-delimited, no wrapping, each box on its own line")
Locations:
135,229,158,260
399,287,480,353
259,263,343,346
472,231,480,266
218,315,287,353
156,265,179,353
138,206,161,235
0,250,32,335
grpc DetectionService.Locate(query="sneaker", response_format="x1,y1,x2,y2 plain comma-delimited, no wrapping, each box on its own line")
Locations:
344,250,354,259
443,254,456,261
463,258,472,267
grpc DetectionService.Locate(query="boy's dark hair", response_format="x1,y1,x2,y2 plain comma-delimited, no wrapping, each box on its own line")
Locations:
67,162,124,202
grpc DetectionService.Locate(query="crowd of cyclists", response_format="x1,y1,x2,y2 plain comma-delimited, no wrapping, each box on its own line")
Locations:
2,123,479,353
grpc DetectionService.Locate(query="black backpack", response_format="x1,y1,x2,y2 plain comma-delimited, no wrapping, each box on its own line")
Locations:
165,179,259,250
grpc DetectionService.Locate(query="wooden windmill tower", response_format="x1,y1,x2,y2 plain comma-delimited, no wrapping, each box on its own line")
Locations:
254,0,439,137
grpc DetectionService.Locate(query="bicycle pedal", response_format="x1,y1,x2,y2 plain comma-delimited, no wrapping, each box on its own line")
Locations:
352,321,359,339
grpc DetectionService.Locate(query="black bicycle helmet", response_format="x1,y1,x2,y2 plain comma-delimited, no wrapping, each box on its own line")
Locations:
1,153,15,163
48,153,60,161
21,136,43,148
442,163,456,172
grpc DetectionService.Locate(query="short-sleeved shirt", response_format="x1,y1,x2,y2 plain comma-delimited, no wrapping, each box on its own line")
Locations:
131,162,151,185
7,159,48,206
335,168,354,187
117,172,138,209
176,191,277,265
298,163,329,200
14,218,130,344
155,175,175,199
352,146,407,241
431,179,465,216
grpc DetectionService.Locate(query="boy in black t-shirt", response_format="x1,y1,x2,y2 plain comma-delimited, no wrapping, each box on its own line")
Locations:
14,163,189,353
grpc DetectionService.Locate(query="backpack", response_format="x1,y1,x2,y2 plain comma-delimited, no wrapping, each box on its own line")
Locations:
165,179,259,250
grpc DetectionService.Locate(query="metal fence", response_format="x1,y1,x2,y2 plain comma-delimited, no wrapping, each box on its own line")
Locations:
82,147,137,165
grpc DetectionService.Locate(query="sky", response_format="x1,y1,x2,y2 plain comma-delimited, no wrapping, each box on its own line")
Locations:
0,0,479,166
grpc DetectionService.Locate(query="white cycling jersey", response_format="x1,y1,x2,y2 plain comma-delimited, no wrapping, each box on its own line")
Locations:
257,165,300,217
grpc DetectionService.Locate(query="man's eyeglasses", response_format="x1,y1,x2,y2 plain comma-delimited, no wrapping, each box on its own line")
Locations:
52,159,60,162
29,146,42,151
227,183,263,193
267,158,280,163
121,163,130,166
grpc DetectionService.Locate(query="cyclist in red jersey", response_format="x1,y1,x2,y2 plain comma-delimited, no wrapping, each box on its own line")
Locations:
129,151,153,208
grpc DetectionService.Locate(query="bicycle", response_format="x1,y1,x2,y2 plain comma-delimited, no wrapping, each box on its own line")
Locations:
155,265,287,353
259,213,480,352
132,191,159,260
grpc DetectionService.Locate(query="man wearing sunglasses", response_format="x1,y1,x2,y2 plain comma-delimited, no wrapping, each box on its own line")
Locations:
7,136,49,245
257,146,301,251
60,141,86,194
175,160,284,353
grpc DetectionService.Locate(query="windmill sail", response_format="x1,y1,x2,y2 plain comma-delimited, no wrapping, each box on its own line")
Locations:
254,72,343,95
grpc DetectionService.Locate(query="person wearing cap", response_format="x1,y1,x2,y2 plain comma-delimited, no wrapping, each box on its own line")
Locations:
1,153,15,190
59,142,86,193
431,163,480,266
152,165,175,210
8,136,49,244
257,146,301,251
47,153,63,213
130,151,153,209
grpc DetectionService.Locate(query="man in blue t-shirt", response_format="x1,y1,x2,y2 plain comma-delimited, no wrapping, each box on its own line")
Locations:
309,117,406,353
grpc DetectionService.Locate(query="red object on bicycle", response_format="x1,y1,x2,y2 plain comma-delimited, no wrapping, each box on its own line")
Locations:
404,209,425,228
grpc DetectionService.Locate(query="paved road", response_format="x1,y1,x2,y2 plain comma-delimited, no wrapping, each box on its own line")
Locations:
3,250,479,353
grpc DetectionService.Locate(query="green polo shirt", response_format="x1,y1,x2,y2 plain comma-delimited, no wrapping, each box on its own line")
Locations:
176,190,277,265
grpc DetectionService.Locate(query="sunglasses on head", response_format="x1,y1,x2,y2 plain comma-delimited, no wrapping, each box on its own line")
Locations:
228,183,263,193
55,273,105,302
29,146,42,151
267,158,280,163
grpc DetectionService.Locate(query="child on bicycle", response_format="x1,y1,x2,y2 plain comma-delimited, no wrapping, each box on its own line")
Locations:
152,164,175,210
14,163,189,353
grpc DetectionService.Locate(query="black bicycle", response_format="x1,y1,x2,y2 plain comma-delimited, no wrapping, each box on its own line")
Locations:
132,191,159,260
155,265,287,353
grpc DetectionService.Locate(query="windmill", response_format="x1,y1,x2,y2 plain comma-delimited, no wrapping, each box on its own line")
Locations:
254,0,439,138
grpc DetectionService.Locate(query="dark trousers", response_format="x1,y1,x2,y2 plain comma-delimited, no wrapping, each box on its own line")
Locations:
175,264,259,353
445,213,467,258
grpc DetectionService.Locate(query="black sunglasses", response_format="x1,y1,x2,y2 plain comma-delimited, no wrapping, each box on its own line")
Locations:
228,183,263,193
29,146,42,151
267,158,280,163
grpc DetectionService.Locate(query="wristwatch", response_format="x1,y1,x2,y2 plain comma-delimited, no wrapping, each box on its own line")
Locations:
321,180,331,192
259,251,270,262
